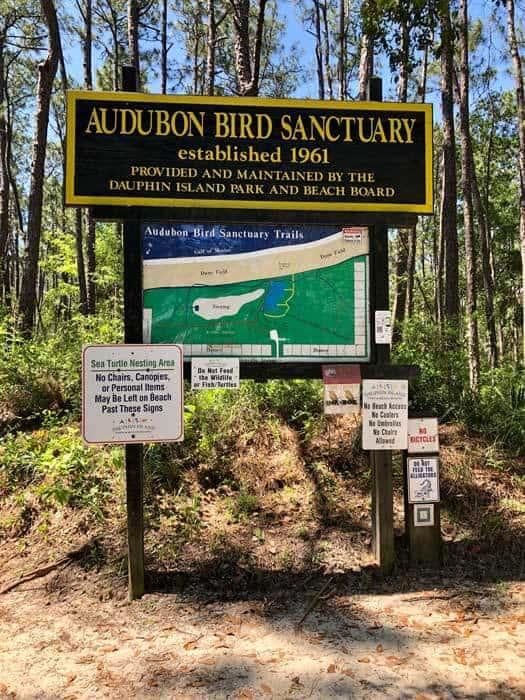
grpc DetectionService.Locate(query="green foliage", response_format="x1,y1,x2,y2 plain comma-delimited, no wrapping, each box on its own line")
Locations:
226,490,260,522
260,379,322,428
155,489,202,554
395,316,525,454
394,316,469,419
476,367,525,454
0,313,122,422
0,425,120,515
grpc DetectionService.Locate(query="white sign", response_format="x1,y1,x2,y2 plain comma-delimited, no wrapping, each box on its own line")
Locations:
191,357,240,389
407,457,440,503
414,503,435,527
322,364,361,415
362,379,408,450
375,310,392,344
82,344,184,444
408,417,439,454
142,308,152,343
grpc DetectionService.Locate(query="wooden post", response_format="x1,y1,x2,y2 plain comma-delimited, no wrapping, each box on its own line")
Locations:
122,66,144,600
367,75,395,574
369,221,395,574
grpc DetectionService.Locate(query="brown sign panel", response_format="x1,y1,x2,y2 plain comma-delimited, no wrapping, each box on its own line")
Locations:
66,91,433,213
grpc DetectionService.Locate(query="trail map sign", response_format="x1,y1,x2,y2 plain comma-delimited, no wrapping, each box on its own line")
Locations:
142,222,369,362
82,344,184,444
66,92,432,212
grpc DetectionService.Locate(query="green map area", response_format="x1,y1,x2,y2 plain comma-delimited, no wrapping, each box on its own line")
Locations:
144,255,369,361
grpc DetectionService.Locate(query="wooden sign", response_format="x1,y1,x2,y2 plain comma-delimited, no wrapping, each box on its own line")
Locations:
66,91,433,213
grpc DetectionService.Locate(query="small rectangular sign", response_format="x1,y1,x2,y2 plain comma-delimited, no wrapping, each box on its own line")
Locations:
407,417,439,453
191,357,240,389
66,91,433,213
342,226,366,242
362,379,408,450
407,456,440,503
414,503,435,527
142,308,152,343
322,364,361,415
82,344,184,444
375,310,392,344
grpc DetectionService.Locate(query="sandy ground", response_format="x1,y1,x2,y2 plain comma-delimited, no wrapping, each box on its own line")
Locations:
0,566,524,699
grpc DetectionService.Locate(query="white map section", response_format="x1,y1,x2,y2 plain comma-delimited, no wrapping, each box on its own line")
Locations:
143,230,369,289
193,288,264,320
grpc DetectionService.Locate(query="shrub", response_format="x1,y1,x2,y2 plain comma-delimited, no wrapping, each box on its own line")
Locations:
0,314,122,424
0,424,120,516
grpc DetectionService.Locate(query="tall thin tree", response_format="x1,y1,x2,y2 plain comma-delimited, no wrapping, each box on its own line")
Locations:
505,0,525,364
18,0,60,334
457,0,480,389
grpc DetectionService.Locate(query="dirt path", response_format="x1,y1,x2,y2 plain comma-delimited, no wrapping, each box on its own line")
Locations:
0,568,524,699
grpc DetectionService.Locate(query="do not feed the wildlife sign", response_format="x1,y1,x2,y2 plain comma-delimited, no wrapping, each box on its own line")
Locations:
82,344,184,444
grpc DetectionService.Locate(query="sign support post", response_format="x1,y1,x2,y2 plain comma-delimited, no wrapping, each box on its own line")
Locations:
366,73,394,575
122,66,144,601
404,415,442,565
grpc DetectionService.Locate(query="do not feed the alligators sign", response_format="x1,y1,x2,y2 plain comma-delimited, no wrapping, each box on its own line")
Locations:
66,91,433,213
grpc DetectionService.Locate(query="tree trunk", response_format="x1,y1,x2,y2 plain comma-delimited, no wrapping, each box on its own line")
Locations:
86,210,96,314
321,1,333,100
229,0,268,96
439,3,459,322
192,2,203,94
313,0,324,100
18,0,60,335
75,208,88,315
82,0,93,89
436,159,445,326
458,0,480,390
82,0,93,314
161,0,168,94
469,146,498,368
338,0,345,99
404,226,416,319
397,17,409,102
0,33,9,276
127,0,140,89
358,0,375,100
392,228,409,343
506,0,525,365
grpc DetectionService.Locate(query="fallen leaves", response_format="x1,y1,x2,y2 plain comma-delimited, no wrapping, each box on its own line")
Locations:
453,648,468,665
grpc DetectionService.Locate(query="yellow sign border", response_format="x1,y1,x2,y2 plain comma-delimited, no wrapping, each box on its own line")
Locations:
66,91,433,214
